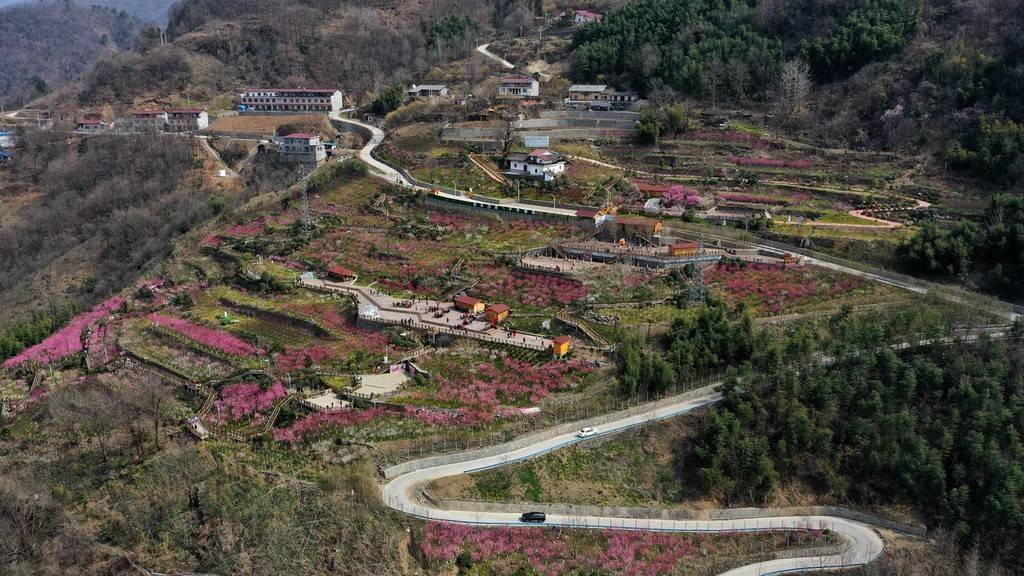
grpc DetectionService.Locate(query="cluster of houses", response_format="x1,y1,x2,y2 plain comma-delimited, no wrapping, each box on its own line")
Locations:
77,109,210,133
402,77,640,111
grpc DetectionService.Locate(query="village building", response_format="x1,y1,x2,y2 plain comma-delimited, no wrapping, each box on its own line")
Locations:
406,84,449,99
130,109,168,131
573,10,603,24
632,180,673,198
238,88,345,114
276,132,327,165
504,149,567,181
552,335,572,357
566,84,641,110
668,242,700,256
166,109,209,132
0,130,16,149
76,119,107,132
606,214,663,243
497,76,540,99
454,295,485,314
485,304,510,324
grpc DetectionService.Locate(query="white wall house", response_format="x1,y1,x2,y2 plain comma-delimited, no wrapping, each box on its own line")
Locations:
498,77,540,99
407,84,449,99
505,149,567,181
566,84,641,110
130,109,169,131
276,132,327,165
166,109,209,132
239,88,345,114
573,10,603,24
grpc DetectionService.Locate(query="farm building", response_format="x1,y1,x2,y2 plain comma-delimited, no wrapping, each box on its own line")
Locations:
407,84,449,99
504,149,567,181
566,84,640,110
498,76,540,99
239,88,345,114
552,335,572,357
605,215,663,243
130,109,168,131
632,180,673,198
76,119,107,132
166,109,209,132
573,10,603,24
454,295,485,314
276,133,326,165
668,242,700,256
485,304,510,324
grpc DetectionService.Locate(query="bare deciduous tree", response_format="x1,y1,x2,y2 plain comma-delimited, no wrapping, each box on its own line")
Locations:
778,59,813,123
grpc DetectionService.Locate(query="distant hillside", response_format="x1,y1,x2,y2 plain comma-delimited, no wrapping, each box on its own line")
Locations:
0,0,175,22
0,1,140,108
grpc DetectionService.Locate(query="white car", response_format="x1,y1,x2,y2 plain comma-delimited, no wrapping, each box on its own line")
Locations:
577,427,598,438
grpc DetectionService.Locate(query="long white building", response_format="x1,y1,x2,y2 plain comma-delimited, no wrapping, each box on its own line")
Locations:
239,88,345,114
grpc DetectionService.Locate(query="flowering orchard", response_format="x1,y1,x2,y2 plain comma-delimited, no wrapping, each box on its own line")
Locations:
662,185,702,207
706,262,865,314
148,314,261,357
4,296,125,368
731,156,813,170
420,522,830,576
273,407,386,443
475,270,588,309
210,381,287,424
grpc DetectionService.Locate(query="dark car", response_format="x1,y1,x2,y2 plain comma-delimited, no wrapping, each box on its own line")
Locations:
519,511,546,523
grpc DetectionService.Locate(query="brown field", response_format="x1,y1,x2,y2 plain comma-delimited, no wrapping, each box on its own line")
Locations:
206,113,333,137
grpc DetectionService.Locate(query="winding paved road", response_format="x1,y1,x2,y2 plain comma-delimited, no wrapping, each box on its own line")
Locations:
381,387,886,575
476,43,515,69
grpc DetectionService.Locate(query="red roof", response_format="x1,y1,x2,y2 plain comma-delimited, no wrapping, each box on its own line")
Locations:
133,109,166,116
282,132,318,139
244,88,340,94
501,77,535,84
576,9,603,18
553,335,572,345
486,304,509,314
576,209,599,218
633,180,672,196
454,295,482,307
615,215,658,226
78,119,104,125
167,108,205,114
326,265,356,278
671,242,699,250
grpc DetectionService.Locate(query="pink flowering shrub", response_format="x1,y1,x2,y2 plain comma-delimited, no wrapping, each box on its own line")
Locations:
707,263,863,313
4,296,125,368
202,234,224,248
427,358,592,412
662,185,701,207
717,192,790,205
211,381,287,423
475,271,588,309
420,523,828,576
274,346,343,373
273,407,386,442
148,313,260,357
731,156,812,170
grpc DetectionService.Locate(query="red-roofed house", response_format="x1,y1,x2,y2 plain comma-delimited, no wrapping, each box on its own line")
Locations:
498,76,540,99
608,214,663,242
504,149,567,181
325,265,357,282
485,304,510,324
632,180,673,198
166,109,209,132
276,132,326,165
668,242,700,256
552,335,572,356
454,295,485,313
573,10,603,24
131,109,168,131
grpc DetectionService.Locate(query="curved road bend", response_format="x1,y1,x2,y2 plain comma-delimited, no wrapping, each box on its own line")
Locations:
382,388,886,575
476,43,515,69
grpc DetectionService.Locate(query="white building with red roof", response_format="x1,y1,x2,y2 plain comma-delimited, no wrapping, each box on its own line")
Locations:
129,109,169,131
275,132,326,165
573,9,603,24
238,88,345,114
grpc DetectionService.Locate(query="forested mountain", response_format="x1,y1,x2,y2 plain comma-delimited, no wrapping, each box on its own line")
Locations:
0,1,140,108
0,0,175,22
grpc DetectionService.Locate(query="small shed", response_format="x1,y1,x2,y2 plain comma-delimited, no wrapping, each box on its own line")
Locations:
485,304,510,324
454,295,485,313
668,242,700,256
552,335,572,357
